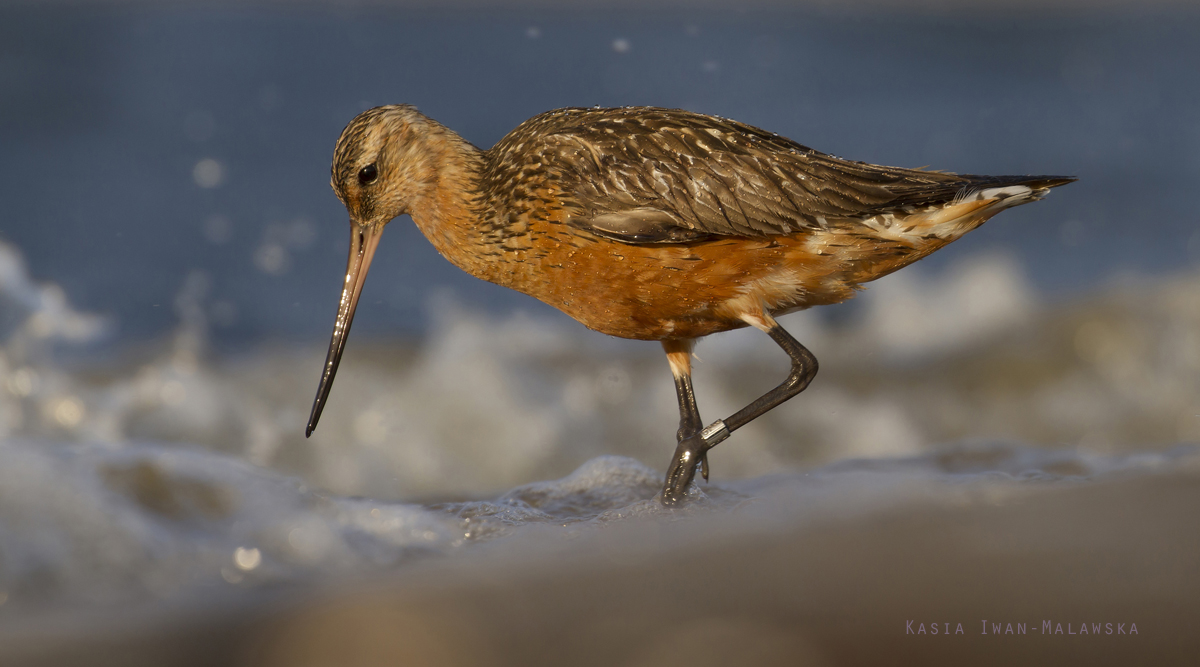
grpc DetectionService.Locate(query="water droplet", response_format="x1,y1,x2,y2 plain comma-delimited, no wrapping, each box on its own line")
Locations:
50,396,85,428
193,159,223,188
233,546,261,571
7,368,36,397
254,243,289,275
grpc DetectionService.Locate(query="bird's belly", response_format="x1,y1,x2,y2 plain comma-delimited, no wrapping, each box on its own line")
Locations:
506,231,889,341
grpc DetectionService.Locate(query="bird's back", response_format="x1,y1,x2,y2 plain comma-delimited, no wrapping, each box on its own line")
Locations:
480,106,1071,246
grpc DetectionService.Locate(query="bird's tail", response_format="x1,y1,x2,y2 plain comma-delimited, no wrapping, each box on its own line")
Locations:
951,175,1076,206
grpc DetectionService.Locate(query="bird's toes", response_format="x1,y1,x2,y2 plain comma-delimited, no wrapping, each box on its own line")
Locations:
661,434,706,506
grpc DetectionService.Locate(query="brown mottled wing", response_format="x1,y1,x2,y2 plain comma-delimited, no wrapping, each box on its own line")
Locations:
491,107,1017,244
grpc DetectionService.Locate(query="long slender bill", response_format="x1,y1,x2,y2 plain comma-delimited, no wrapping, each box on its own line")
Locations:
306,222,385,436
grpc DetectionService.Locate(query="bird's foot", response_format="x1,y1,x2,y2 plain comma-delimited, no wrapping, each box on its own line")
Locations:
662,433,706,506
661,420,728,506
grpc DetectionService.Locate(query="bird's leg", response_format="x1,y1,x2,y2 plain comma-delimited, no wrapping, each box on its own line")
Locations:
674,373,705,459
663,339,709,480
720,315,819,433
662,313,818,506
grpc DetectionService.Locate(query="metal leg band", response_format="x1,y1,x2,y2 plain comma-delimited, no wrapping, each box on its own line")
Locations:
700,420,730,448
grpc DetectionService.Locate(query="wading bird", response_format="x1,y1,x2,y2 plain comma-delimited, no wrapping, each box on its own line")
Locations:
305,105,1072,505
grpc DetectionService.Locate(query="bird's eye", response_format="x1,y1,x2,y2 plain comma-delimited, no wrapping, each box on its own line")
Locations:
357,164,378,185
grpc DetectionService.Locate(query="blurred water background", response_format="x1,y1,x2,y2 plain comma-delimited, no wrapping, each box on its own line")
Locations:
2,3,1199,664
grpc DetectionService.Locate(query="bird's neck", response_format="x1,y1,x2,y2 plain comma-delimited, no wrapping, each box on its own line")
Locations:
405,131,498,282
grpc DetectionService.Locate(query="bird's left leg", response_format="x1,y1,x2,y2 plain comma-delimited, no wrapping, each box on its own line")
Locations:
662,339,711,482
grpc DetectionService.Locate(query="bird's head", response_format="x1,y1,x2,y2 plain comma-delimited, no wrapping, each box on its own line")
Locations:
306,104,445,437
330,104,444,227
